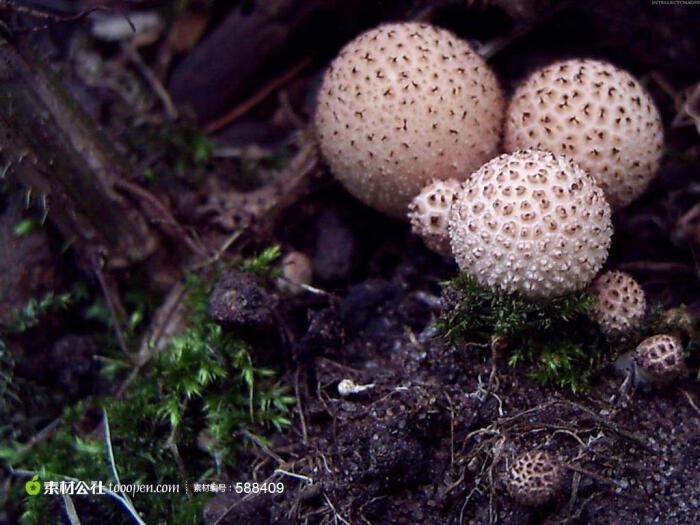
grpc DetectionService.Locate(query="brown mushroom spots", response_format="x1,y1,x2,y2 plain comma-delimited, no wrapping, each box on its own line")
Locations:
448,149,612,299
315,22,504,217
504,59,664,209
634,334,685,385
589,271,646,337
408,178,460,255
507,450,563,507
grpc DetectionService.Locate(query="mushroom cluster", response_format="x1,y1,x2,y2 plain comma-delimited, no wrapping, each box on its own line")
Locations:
448,149,612,298
313,23,692,399
504,59,663,209
589,270,646,337
507,449,563,506
315,22,504,217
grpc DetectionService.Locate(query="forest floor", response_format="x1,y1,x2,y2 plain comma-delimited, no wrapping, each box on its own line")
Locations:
0,1,699,524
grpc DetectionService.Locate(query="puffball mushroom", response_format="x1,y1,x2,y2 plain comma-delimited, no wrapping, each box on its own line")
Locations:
315,22,504,217
448,149,613,299
408,178,460,255
277,251,313,294
589,271,646,337
662,307,696,340
507,450,563,507
504,59,664,209
634,334,685,385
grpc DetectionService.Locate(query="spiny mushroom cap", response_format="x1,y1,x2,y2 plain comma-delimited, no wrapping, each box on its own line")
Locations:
634,334,685,384
448,149,613,298
408,178,460,255
315,22,504,217
589,271,646,337
504,59,663,209
508,450,563,507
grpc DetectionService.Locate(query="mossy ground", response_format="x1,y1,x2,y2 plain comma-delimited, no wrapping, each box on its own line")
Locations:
0,249,294,524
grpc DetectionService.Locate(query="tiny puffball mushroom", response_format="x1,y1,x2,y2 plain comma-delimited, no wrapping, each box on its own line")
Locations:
315,22,504,217
633,334,685,385
662,307,696,340
507,450,563,507
589,270,646,337
277,251,313,294
337,378,375,397
504,59,664,209
408,178,460,255
448,149,613,299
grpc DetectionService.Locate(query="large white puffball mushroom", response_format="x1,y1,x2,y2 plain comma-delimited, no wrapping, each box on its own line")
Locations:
315,22,504,217
448,149,613,299
504,59,664,209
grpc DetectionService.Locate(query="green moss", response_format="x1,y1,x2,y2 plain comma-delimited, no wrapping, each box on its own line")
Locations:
239,244,282,278
438,274,606,392
3,283,89,334
124,120,214,184
0,249,293,523
439,275,700,391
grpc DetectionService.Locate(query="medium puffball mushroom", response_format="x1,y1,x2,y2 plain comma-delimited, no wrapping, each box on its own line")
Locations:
634,334,685,385
589,271,646,337
504,59,664,209
315,22,504,217
408,178,460,255
507,450,563,507
448,149,612,298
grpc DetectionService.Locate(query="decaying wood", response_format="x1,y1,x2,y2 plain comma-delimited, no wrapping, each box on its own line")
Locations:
0,33,158,269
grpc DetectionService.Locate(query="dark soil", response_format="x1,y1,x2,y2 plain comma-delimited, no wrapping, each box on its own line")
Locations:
202,181,700,525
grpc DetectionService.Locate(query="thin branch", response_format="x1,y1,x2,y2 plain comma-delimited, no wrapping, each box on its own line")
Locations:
557,400,652,451
204,55,314,134
61,494,82,525
165,425,190,496
241,429,285,465
16,418,60,454
92,253,131,358
120,41,178,120
274,468,313,484
114,179,208,259
0,2,109,32
116,281,187,398
103,409,122,486
679,388,700,415
323,493,352,525
11,469,147,525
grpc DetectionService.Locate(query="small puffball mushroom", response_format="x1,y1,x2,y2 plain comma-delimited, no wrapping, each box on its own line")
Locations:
448,149,613,298
337,379,375,397
507,450,563,507
315,22,504,217
278,251,313,294
634,334,685,385
408,178,460,255
589,271,646,337
504,59,664,209
662,307,696,340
